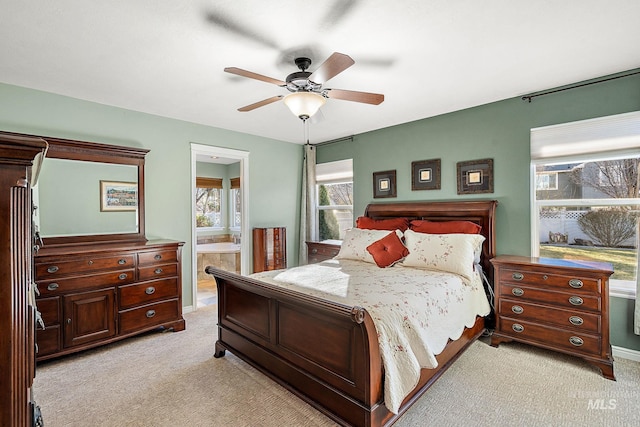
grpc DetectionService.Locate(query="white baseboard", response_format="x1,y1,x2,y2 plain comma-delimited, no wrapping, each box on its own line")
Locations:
183,305,195,314
613,345,640,362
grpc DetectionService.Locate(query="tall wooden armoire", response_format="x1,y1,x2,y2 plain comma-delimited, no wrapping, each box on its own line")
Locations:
253,227,286,273
0,133,47,426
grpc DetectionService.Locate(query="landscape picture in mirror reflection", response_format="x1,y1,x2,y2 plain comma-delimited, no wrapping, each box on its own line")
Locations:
100,180,138,211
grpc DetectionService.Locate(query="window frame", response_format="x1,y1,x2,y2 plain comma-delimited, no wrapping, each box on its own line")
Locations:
531,153,639,300
316,159,353,241
195,177,224,231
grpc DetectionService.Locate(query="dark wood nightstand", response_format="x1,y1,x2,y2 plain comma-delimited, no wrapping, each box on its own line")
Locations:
306,240,341,264
490,255,615,380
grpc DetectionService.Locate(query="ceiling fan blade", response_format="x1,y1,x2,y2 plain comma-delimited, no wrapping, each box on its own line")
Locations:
325,89,384,105
320,0,360,29
224,67,286,86
309,52,355,84
205,11,279,49
237,95,283,112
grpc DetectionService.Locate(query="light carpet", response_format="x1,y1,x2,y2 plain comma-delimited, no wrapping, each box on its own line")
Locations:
34,305,640,426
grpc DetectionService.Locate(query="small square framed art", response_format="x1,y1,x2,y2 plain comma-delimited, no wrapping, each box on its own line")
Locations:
373,170,397,198
411,158,441,191
456,158,494,194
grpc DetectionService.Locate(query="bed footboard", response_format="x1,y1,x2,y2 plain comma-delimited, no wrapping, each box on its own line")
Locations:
206,266,384,427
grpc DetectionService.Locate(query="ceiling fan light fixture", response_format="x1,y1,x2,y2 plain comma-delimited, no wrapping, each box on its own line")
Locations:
283,91,326,120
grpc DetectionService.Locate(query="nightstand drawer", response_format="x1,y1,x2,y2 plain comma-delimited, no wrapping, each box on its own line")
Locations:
500,283,601,312
499,317,601,355
498,298,601,333
499,268,600,294
306,241,342,264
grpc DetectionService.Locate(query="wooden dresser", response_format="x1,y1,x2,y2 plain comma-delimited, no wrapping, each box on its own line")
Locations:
0,133,47,426
35,240,185,361
490,255,615,380
253,227,286,273
306,240,341,263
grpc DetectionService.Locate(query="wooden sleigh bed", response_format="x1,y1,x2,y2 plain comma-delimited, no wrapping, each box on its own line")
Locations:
205,200,497,427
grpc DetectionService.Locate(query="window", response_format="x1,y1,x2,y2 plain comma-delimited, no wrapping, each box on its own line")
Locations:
316,159,353,240
535,171,558,190
531,112,640,299
196,177,222,228
230,177,241,229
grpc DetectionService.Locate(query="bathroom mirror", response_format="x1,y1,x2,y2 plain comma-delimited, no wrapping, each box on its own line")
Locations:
35,135,148,246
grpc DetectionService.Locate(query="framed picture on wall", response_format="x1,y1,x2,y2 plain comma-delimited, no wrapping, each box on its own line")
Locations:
456,158,494,194
100,180,138,211
373,170,397,198
411,158,441,191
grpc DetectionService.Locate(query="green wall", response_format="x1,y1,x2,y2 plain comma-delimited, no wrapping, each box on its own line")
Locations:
0,82,303,308
317,70,640,351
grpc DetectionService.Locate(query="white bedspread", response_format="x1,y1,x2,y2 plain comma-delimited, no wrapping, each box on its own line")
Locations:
251,259,491,414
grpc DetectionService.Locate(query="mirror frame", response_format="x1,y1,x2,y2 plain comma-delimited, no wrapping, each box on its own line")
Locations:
39,135,149,246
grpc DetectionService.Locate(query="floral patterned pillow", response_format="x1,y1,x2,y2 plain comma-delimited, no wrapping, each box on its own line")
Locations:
401,229,485,281
335,228,403,264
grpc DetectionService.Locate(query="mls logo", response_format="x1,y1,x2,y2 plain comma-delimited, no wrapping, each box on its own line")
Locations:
587,399,617,410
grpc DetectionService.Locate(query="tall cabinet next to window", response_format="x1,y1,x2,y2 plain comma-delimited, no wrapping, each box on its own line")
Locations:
253,227,286,273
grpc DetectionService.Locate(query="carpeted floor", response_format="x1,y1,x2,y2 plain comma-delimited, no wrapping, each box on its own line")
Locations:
34,304,640,426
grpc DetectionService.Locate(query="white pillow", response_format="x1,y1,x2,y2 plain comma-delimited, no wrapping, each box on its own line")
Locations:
401,229,485,281
335,228,403,264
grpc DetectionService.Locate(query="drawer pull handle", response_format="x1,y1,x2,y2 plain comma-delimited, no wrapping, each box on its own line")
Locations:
118,259,127,265
146,310,156,318
512,272,524,281
569,279,583,289
311,248,318,254
569,296,583,306
145,286,156,295
88,260,93,265
511,287,524,297
118,273,128,280
569,336,584,347
47,283,59,291
154,254,162,260
47,266,59,274
154,268,163,274
569,316,584,326
512,323,524,333
542,275,548,280
511,305,524,314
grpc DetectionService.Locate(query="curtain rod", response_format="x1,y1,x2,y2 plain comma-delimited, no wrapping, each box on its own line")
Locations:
521,69,640,103
314,135,354,147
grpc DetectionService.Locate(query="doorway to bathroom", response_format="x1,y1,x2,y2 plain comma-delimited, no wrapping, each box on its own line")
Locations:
190,143,249,310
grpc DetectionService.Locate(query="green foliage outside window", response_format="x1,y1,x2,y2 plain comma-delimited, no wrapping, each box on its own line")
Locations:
318,185,340,240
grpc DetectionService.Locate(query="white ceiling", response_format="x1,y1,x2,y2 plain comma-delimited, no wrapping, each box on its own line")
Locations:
1,1,639,145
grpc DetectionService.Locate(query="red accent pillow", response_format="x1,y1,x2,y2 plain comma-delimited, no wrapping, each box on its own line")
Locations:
356,216,409,231
366,231,410,268
410,220,481,234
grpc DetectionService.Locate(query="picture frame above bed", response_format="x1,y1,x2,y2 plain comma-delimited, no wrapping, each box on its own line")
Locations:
457,158,494,194
373,170,397,198
411,158,441,191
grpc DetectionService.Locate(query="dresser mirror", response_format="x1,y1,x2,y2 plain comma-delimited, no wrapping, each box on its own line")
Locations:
34,135,148,246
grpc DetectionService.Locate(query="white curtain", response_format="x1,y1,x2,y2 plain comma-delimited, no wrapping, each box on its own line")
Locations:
299,143,317,265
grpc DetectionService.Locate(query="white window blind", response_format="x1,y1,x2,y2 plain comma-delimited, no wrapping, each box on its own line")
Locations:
316,159,353,183
531,111,640,161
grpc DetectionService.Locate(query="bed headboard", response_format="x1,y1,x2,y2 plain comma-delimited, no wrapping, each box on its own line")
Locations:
364,200,498,281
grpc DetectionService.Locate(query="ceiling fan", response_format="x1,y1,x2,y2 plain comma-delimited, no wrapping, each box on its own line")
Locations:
224,52,384,120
